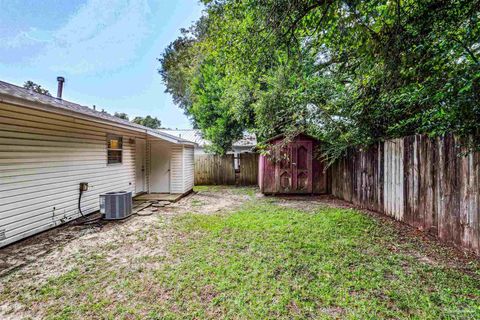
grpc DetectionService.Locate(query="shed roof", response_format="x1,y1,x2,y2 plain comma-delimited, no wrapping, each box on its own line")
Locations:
0,80,194,145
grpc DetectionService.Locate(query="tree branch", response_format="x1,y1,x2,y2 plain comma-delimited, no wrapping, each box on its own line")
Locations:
283,1,326,43
453,37,479,64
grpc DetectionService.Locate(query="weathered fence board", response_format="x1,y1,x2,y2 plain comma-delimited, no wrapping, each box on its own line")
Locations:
194,154,235,185
331,134,480,254
238,153,259,185
383,138,404,221
331,144,384,212
194,153,258,185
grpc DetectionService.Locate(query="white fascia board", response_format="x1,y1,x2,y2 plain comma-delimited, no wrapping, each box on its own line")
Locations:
0,94,149,135
147,130,198,146
0,93,198,146
146,130,181,144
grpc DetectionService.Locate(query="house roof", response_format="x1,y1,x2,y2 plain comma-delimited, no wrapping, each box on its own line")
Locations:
159,129,204,145
158,129,257,148
0,80,194,145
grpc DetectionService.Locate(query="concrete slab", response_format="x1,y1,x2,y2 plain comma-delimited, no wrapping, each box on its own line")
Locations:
134,193,184,202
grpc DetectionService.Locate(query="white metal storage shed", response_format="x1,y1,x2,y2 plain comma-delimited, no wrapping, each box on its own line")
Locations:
0,80,195,248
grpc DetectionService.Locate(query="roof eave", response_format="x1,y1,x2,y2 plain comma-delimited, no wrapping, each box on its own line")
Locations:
0,93,148,133
146,130,197,146
0,93,192,145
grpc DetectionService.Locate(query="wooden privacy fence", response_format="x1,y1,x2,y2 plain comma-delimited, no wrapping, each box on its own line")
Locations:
331,134,480,254
194,153,259,185
238,153,259,185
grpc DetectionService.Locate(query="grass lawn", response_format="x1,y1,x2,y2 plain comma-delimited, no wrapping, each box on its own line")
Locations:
155,203,479,319
1,191,479,319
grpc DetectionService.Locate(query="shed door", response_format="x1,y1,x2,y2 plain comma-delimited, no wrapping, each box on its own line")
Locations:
274,141,313,194
150,142,171,193
276,145,293,192
292,141,313,193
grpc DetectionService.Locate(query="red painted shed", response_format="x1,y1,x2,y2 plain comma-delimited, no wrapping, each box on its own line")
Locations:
259,133,328,194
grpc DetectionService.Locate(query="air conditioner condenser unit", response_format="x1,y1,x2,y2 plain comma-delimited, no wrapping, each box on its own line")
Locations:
100,191,132,220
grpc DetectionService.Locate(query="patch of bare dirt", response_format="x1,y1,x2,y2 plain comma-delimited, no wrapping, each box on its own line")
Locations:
1,186,478,319
167,187,252,214
0,187,254,319
0,188,250,278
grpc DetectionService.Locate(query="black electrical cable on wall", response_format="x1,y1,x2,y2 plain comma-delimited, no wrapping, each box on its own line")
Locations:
78,188,86,218
76,185,103,226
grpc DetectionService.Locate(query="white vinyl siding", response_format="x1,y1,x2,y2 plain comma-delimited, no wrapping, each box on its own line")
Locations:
183,146,194,191
170,145,184,193
168,145,194,194
0,102,141,247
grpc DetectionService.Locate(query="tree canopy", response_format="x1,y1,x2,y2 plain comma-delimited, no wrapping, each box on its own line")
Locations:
112,112,161,129
114,112,129,121
23,81,51,96
160,0,480,159
132,115,162,129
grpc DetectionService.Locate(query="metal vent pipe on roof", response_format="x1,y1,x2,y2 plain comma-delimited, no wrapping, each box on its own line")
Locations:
56,76,65,99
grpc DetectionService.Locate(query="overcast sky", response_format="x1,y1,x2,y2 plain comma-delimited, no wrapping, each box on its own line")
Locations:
0,0,203,129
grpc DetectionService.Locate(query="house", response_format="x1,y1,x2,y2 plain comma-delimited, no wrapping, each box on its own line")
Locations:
259,133,328,194
159,129,256,169
0,79,196,248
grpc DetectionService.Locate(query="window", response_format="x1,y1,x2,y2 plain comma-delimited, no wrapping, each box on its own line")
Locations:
107,135,123,164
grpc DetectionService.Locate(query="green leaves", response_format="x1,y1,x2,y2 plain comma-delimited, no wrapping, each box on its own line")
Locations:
23,80,52,96
132,116,162,129
159,0,480,157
